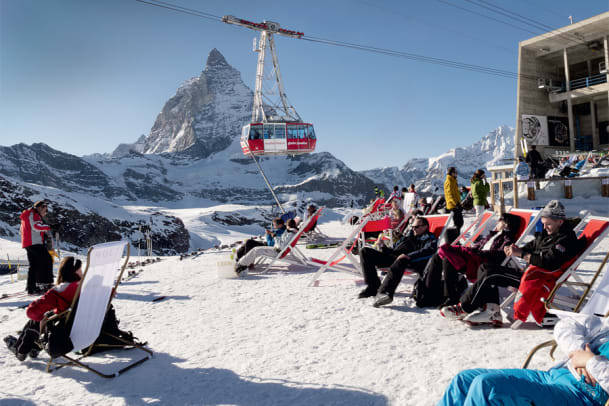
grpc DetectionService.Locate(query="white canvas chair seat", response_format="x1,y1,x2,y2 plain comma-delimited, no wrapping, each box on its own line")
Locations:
255,207,324,274
452,210,495,247
45,241,152,378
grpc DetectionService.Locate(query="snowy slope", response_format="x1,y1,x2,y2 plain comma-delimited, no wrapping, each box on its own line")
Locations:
2,207,607,405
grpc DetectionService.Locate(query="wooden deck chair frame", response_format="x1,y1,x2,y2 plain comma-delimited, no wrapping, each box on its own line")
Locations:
256,207,324,274
452,210,495,247
522,250,609,370
309,217,371,286
43,242,153,378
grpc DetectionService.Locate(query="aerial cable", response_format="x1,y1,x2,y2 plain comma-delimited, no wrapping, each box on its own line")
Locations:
462,0,587,45
434,0,541,36
135,0,537,81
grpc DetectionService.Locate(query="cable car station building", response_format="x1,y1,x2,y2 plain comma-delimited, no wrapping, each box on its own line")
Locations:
515,11,609,157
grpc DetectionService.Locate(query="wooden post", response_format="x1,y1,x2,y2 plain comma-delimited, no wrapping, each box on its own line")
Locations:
499,179,505,213
602,177,609,197
490,172,496,208
564,179,573,199
527,181,536,200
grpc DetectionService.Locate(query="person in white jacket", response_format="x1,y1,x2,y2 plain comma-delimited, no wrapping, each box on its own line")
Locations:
437,314,609,405
235,219,298,273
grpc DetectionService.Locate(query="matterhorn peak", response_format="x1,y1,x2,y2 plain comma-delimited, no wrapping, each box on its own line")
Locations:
205,48,230,70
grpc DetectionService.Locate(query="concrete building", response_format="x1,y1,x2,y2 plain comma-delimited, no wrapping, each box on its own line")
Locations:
515,11,609,158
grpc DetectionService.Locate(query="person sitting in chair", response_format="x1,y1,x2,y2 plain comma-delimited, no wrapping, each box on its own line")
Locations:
437,314,609,406
415,212,521,308
4,256,82,361
358,216,437,308
235,219,296,274
440,200,579,326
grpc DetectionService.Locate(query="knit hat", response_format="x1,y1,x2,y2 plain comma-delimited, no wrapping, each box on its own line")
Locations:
540,200,566,220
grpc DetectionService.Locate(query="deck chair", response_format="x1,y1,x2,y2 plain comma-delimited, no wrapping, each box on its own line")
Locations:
257,207,324,274
452,210,495,247
522,249,609,369
505,215,605,329
43,241,152,378
309,216,373,286
424,213,453,244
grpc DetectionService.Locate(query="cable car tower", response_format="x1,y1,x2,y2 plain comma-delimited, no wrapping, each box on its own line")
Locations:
222,15,316,213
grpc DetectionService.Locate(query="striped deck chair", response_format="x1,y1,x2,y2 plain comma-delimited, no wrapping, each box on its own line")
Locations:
506,215,605,329
452,210,495,247
522,248,609,369
257,207,324,274
308,216,380,286
43,241,152,378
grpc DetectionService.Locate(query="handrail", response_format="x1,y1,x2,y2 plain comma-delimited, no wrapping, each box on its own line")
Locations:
556,73,608,92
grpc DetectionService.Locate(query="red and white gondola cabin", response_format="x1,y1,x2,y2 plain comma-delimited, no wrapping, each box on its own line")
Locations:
241,122,317,156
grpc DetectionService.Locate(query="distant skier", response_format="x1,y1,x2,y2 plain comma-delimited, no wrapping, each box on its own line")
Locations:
20,201,54,294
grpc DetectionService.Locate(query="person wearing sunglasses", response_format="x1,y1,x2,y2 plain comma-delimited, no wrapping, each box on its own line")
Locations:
358,216,437,307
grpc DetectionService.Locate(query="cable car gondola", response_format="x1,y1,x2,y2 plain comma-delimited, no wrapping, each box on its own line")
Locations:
241,122,316,156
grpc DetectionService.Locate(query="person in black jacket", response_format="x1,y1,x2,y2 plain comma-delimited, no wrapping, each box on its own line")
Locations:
525,145,544,178
440,200,579,325
358,216,438,307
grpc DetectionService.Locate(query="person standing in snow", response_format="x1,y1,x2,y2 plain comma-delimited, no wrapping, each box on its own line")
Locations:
437,314,609,405
20,201,54,294
444,167,463,232
526,144,544,178
470,169,490,218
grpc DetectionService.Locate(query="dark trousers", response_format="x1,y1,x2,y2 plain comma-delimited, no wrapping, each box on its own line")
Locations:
359,247,413,297
449,207,464,231
459,263,522,313
15,319,41,356
25,244,53,293
236,239,266,260
420,253,465,306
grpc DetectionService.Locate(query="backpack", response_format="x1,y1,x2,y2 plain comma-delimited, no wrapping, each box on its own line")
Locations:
412,275,444,308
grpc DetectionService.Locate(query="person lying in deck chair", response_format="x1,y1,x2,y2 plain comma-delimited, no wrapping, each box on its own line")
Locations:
358,216,437,308
437,315,609,406
235,219,298,274
235,217,286,262
440,200,579,326
414,213,521,308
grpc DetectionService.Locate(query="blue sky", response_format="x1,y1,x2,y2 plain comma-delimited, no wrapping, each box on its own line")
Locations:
1,0,607,170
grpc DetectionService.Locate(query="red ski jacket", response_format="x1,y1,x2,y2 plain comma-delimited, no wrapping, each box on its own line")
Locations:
20,207,50,248
26,281,79,322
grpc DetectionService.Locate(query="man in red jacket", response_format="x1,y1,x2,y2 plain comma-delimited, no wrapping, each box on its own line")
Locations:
20,201,53,294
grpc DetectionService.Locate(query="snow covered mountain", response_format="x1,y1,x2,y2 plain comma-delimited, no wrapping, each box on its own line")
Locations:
361,125,515,194
0,175,189,254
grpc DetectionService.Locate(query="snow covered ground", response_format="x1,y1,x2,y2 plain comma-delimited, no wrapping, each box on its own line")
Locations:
1,201,608,405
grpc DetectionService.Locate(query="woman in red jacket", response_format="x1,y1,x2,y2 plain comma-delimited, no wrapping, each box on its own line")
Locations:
4,256,82,361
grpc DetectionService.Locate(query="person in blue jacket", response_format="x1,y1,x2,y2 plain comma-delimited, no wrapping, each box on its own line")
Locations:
437,314,609,406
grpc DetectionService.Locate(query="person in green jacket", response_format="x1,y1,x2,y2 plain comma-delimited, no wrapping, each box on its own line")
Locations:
470,169,490,218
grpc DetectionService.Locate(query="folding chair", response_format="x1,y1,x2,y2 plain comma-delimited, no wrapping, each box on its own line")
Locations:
257,207,324,274
506,215,606,329
309,217,373,286
522,249,609,369
44,241,152,378
424,212,454,244
452,210,495,247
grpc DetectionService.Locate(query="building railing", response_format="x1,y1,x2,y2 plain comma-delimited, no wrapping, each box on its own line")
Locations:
556,73,608,92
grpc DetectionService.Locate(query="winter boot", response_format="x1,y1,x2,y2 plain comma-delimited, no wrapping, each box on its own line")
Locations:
440,303,467,320
373,293,393,308
4,335,26,361
357,287,378,299
463,303,503,326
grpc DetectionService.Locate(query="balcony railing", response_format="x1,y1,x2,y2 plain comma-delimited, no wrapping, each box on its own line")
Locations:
556,73,608,92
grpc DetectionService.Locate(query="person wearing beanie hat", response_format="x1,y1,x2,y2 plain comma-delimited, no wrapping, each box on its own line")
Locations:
19,201,54,294
441,199,579,325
